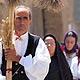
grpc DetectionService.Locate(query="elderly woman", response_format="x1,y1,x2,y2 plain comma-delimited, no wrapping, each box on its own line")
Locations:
43,34,73,80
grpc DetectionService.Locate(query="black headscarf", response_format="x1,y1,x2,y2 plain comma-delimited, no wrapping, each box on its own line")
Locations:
64,31,78,53
44,34,73,80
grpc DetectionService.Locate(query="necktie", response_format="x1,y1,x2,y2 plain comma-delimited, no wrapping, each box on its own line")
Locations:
15,36,22,40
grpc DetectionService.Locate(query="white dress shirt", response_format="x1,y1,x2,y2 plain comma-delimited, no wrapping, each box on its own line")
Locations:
0,41,2,74
71,56,80,80
0,40,6,80
12,32,51,80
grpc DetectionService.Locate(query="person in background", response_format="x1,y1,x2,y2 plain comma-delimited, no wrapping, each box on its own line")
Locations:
61,31,78,67
43,34,73,80
70,46,80,80
1,5,51,80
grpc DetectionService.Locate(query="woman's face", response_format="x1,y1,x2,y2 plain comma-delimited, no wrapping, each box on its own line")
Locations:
65,36,76,51
44,37,56,57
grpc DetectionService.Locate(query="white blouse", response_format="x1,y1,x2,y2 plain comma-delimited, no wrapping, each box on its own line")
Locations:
63,51,76,67
0,32,51,80
71,56,80,80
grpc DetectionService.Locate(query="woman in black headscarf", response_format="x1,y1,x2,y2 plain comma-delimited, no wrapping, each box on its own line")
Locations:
43,34,73,80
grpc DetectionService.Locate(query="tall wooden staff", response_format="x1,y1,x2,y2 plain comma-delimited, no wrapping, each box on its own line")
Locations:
2,0,19,80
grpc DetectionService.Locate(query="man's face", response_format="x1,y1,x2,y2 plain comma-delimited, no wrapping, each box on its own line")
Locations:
14,9,31,36
65,36,76,51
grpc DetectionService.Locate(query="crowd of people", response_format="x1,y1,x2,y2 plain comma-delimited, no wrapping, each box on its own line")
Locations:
43,31,80,80
43,34,73,80
0,4,80,80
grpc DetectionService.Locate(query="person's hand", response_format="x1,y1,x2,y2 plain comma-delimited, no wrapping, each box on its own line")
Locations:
4,48,21,62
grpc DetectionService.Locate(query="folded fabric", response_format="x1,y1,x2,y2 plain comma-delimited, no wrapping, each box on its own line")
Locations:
0,74,6,80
